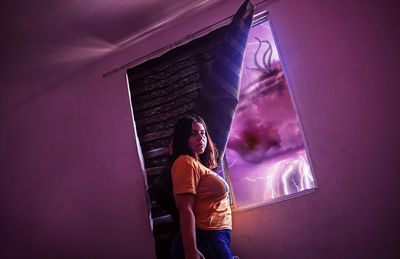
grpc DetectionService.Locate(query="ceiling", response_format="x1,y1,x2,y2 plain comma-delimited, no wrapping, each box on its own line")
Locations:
2,0,270,111
1,0,232,89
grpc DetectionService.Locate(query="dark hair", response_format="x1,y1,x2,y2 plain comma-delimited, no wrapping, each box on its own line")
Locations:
170,115,217,169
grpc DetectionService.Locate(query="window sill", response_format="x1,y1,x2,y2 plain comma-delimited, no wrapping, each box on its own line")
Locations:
231,187,319,213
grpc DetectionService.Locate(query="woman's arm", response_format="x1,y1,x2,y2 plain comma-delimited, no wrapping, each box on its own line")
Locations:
174,194,205,259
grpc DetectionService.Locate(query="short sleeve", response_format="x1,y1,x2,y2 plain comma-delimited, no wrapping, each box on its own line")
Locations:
171,156,200,196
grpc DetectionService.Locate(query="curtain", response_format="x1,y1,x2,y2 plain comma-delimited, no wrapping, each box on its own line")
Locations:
127,1,254,256
127,0,254,168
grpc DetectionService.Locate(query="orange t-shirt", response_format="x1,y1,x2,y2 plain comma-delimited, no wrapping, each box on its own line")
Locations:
171,155,232,230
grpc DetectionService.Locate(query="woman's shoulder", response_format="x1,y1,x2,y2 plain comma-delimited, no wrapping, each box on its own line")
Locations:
174,155,198,165
173,155,205,171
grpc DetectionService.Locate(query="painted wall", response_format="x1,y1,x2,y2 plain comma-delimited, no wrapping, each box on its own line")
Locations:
1,0,399,258
231,0,400,258
0,47,157,258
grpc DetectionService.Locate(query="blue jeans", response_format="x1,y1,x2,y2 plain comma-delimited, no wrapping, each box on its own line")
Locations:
171,228,233,259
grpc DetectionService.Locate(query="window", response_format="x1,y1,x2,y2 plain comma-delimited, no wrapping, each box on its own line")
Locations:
220,17,318,211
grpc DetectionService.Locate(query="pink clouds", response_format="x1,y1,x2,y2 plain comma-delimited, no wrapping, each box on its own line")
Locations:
228,62,303,163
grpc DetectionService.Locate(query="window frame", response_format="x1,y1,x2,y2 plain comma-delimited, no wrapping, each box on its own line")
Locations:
220,12,319,212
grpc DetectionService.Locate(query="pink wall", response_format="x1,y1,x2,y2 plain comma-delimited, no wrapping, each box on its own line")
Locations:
0,21,161,259
1,58,157,257
1,0,399,258
231,0,400,258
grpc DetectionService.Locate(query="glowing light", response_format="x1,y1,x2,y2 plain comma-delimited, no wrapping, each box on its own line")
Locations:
227,148,315,207
243,150,313,201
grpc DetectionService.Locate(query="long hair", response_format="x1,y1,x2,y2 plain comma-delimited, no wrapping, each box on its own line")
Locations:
170,115,217,169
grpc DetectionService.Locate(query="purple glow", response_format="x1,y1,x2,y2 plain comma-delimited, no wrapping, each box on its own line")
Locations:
225,20,315,208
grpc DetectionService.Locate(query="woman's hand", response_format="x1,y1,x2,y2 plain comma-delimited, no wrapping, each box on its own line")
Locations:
185,248,205,259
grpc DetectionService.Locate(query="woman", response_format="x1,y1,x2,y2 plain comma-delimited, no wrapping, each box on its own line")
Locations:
170,115,233,259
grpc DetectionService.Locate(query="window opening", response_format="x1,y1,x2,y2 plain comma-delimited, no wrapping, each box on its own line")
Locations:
221,16,318,211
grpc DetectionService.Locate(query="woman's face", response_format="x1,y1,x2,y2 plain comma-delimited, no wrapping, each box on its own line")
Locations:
188,122,207,155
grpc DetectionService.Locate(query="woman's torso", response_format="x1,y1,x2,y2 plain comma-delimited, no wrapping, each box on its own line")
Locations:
172,155,232,230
